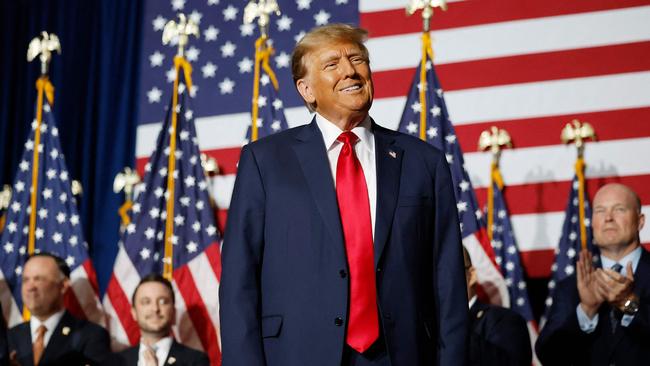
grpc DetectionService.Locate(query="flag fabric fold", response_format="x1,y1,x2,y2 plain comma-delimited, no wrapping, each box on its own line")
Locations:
103,62,223,364
245,37,289,143
488,166,540,364
0,79,103,328
397,34,509,306
543,163,596,324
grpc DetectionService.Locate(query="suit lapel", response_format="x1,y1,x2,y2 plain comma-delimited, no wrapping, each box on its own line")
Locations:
14,323,34,366
165,341,181,365
372,123,402,267
292,119,345,256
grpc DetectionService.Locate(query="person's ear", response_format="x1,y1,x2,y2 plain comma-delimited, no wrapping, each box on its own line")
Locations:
638,212,645,232
296,78,315,105
60,278,70,296
468,267,478,289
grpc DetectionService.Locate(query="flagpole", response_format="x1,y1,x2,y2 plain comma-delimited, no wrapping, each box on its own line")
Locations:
561,119,596,250
24,31,61,320
406,0,446,141
245,0,281,143
478,126,512,243
161,14,198,280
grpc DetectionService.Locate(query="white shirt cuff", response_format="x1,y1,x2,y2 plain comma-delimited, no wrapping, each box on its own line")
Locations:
576,304,599,333
621,314,636,327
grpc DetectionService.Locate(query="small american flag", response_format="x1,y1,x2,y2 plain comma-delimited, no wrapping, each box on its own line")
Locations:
244,53,290,143
396,43,510,306
489,178,540,364
103,68,223,364
543,175,595,322
0,94,104,328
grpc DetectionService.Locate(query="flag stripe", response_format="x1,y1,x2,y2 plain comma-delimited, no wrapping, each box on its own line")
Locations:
464,137,650,188
366,6,650,71
146,137,650,213
204,242,222,282
137,71,650,157
137,106,650,178
511,205,650,252
374,71,650,127
373,41,650,97
173,265,221,364
455,106,650,150
361,0,648,37
475,174,650,216
105,273,140,346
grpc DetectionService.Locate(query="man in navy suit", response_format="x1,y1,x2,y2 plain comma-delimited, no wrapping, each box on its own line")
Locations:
112,274,209,366
7,253,110,366
220,24,468,366
463,248,531,366
536,183,649,365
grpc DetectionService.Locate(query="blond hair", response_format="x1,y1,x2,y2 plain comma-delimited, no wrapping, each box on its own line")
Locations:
291,23,370,85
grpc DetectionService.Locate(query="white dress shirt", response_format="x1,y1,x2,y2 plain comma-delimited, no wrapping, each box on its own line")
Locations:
576,246,642,333
29,309,65,348
315,113,377,239
138,336,173,366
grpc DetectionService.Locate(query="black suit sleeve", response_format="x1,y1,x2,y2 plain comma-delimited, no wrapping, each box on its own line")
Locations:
485,309,532,366
79,323,112,364
535,277,593,366
0,310,7,366
219,145,267,366
432,153,469,366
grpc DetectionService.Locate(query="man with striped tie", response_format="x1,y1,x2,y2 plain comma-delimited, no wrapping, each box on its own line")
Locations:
537,183,649,365
7,253,110,366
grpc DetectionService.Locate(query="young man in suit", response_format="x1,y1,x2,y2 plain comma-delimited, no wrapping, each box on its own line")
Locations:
113,274,208,366
220,24,468,366
536,183,649,365
463,248,532,366
7,253,110,365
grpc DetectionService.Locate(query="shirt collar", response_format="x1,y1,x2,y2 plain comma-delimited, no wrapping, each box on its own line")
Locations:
600,246,643,276
468,295,478,310
315,113,374,153
30,309,65,338
140,335,173,352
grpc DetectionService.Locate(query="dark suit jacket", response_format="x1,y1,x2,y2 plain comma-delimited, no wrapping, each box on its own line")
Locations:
469,301,531,366
220,119,468,366
0,306,7,366
7,311,110,366
112,340,209,366
536,248,650,366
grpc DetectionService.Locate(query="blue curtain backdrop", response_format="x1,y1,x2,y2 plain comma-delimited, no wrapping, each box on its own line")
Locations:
0,0,143,295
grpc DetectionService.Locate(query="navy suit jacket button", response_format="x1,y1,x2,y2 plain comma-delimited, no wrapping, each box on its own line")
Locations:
339,269,347,278
335,317,344,326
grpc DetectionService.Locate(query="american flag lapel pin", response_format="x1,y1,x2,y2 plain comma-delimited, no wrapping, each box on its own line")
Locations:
388,150,397,159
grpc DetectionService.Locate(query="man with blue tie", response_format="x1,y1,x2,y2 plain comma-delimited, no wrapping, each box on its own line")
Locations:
536,183,649,365
219,24,468,366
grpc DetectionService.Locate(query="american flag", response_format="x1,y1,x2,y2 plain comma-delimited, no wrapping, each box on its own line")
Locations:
0,92,104,328
244,54,290,143
543,174,596,322
103,66,223,364
396,38,509,305
135,0,650,309
489,174,539,363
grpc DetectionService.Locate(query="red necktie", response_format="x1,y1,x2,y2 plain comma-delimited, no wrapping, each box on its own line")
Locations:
336,131,379,353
